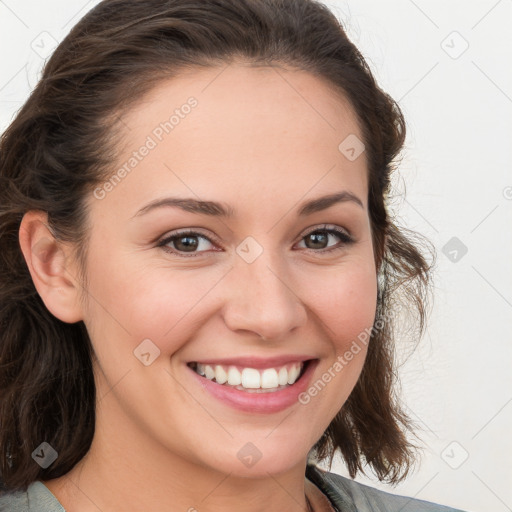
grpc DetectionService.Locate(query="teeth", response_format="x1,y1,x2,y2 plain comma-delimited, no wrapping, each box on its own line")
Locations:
204,365,215,380
193,361,304,391
261,368,278,389
214,365,227,384
242,368,260,389
278,367,288,386
288,364,300,384
227,366,242,386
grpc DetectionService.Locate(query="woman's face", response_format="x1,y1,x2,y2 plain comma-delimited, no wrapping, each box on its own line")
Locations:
78,62,377,477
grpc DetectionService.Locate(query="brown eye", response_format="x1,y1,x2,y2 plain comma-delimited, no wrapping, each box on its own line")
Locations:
158,231,216,255
173,235,201,252
304,232,329,249
297,227,354,252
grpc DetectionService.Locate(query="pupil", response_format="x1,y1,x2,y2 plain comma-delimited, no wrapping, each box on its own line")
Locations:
176,236,198,252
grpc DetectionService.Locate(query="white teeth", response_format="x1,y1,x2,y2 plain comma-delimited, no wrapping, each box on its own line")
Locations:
287,364,300,385
278,366,288,386
242,368,260,389
261,368,279,389
193,361,304,391
214,365,227,384
204,365,215,380
227,366,242,386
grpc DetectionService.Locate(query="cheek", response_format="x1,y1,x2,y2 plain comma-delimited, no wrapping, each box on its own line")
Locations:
303,262,378,353
82,249,227,355
291,260,377,424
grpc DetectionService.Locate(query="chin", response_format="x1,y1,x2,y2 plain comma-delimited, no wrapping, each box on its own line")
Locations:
200,436,311,479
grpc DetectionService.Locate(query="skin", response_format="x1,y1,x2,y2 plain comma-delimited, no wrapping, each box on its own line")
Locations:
20,61,378,512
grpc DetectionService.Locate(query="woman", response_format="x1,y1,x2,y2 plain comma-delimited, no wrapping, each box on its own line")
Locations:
0,0,466,510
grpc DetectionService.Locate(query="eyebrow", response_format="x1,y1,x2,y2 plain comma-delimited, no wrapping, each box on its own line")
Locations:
132,191,364,219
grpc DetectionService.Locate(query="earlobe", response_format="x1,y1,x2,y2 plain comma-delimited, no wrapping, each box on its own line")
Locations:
18,210,84,323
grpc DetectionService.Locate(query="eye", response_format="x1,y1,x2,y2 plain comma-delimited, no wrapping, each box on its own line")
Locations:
296,225,354,253
157,230,218,256
157,225,354,258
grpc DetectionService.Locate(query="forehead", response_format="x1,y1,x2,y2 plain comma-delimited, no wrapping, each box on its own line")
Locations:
99,62,368,218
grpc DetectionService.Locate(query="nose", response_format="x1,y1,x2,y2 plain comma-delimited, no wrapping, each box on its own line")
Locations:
221,250,308,341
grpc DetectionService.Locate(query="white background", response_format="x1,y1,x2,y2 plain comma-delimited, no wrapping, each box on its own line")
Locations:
1,1,511,511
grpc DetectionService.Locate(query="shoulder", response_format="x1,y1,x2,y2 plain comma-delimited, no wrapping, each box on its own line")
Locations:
306,463,467,512
0,481,65,512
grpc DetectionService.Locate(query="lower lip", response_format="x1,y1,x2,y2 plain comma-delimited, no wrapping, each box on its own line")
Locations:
187,360,318,414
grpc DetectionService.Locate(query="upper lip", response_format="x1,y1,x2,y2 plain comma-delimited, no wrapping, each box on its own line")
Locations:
187,355,315,369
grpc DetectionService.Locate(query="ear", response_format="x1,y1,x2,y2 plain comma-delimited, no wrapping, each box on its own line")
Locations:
18,210,84,323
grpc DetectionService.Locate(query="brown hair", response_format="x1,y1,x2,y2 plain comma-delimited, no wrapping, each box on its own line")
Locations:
0,0,433,492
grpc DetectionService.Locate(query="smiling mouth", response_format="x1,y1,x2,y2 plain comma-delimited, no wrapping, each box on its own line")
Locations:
187,360,311,393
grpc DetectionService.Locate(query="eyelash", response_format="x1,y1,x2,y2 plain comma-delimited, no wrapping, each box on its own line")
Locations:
157,224,355,258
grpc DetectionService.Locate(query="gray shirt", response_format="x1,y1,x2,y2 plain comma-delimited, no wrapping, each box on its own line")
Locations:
0,464,467,511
